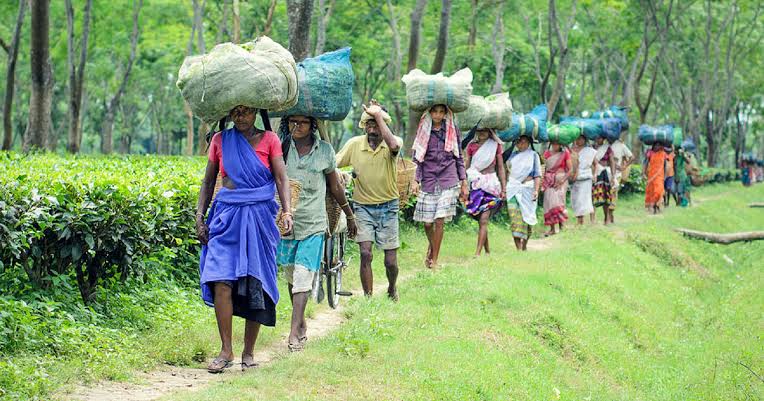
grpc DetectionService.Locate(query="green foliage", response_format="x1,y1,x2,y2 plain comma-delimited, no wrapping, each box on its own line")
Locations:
0,152,205,302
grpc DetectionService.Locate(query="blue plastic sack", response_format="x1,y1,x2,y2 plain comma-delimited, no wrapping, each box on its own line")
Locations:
638,124,674,146
271,48,354,121
498,104,548,142
558,117,603,140
600,118,622,141
589,105,630,130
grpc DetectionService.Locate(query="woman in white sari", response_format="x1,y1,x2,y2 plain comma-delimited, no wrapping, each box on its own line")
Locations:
504,135,542,251
569,134,597,225
464,128,506,256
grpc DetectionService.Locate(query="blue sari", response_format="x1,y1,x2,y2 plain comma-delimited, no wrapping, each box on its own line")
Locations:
200,128,280,326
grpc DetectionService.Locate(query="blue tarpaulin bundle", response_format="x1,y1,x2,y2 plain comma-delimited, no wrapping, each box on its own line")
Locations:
638,124,674,146
271,47,354,121
498,104,548,142
600,118,622,141
559,117,603,140
589,105,629,130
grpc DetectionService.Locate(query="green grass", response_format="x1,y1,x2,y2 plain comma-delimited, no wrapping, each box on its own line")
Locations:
164,183,764,401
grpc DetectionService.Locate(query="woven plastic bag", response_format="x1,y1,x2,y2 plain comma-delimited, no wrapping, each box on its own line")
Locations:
177,37,298,124
271,47,354,121
498,104,548,142
638,124,674,146
547,124,581,145
589,105,630,130
401,68,473,113
600,118,623,141
455,93,512,131
559,117,602,140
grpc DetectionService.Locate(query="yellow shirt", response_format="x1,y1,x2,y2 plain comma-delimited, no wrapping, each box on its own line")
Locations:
336,135,402,205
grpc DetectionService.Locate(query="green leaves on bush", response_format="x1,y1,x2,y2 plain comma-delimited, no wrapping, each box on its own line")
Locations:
0,152,205,303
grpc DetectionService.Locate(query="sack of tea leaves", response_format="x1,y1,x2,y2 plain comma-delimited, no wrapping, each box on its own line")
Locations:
271,47,354,121
401,68,473,113
498,104,548,142
455,93,512,131
547,124,581,145
638,124,674,145
177,37,298,124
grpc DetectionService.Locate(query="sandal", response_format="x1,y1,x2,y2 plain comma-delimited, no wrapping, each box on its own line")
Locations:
288,342,305,353
241,360,259,371
207,357,233,374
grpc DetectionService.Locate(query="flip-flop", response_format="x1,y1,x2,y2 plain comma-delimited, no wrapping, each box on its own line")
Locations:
241,360,259,371
288,342,305,353
207,357,233,374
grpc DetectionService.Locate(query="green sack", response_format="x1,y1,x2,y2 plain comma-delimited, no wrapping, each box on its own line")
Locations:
401,68,473,113
177,37,298,124
547,124,581,146
673,127,683,147
455,93,512,131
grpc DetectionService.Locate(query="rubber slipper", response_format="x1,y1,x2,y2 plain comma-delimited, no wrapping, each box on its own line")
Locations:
207,357,233,374
241,361,259,371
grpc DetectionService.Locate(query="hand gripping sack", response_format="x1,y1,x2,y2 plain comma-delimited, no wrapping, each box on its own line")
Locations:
498,104,548,142
401,68,473,113
176,37,298,124
271,48,354,121
547,124,581,146
559,117,603,140
638,124,674,146
455,93,513,131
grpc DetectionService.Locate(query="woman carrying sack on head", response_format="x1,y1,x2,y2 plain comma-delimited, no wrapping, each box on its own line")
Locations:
503,135,542,251
592,136,617,224
542,140,572,236
643,142,667,214
412,104,468,269
570,134,597,225
464,127,506,256
275,115,357,353
196,105,292,373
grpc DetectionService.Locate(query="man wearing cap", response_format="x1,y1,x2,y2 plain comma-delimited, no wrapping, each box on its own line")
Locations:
335,100,403,301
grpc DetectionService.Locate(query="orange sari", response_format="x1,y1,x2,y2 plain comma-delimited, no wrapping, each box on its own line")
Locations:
644,149,666,207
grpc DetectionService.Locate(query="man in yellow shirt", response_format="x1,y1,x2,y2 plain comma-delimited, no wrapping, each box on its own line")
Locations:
336,100,402,301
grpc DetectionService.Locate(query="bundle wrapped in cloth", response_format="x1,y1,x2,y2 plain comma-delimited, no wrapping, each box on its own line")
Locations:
401,68,473,113
547,124,581,145
271,47,354,121
638,124,674,145
588,105,630,130
176,37,298,123
498,104,548,142
455,93,513,131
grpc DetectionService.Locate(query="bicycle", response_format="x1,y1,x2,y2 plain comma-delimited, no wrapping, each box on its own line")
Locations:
314,181,354,309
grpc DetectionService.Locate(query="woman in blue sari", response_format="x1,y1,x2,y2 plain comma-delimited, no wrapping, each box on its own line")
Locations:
195,105,292,373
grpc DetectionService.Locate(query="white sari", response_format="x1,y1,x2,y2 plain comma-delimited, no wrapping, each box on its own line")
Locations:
466,139,501,196
505,149,540,225
571,146,596,217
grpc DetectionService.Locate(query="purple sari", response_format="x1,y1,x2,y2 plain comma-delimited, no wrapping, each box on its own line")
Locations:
200,128,280,325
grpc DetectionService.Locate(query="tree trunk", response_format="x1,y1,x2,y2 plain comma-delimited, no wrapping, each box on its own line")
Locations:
430,0,452,74
404,0,428,152
384,0,403,135
24,0,53,152
490,1,506,94
263,0,277,36
468,0,478,51
676,228,764,244
100,0,142,154
2,0,26,151
545,0,578,118
314,0,335,55
65,0,93,154
215,0,230,43
185,0,206,156
286,0,314,62
232,0,240,43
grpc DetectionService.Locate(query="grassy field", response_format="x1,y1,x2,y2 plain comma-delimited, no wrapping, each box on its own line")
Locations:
162,183,764,401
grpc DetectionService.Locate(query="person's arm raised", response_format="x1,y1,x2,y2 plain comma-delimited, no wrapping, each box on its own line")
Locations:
363,101,400,154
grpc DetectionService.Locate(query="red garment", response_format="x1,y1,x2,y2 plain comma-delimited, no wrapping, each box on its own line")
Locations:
208,130,282,176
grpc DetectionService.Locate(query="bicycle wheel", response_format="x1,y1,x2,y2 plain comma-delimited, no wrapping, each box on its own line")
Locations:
326,232,346,309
